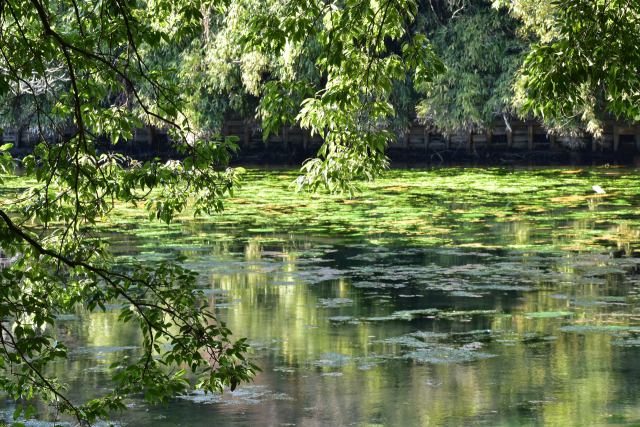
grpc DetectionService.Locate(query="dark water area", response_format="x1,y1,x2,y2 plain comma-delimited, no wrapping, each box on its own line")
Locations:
5,167,640,426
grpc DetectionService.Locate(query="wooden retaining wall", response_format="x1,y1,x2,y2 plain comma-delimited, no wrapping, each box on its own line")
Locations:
5,118,640,161
220,118,640,158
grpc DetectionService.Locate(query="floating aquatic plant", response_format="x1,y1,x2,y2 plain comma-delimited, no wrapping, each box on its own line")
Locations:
403,347,496,364
317,298,354,308
524,311,573,318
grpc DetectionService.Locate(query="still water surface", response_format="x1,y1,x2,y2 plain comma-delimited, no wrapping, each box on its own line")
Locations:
11,167,640,426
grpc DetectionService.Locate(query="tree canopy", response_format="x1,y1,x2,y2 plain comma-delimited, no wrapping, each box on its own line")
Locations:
501,0,640,135
416,1,525,133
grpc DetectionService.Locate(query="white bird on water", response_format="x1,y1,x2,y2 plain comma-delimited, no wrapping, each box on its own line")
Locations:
592,185,606,194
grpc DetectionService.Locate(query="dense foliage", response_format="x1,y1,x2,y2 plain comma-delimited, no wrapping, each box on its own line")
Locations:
416,1,525,133
191,0,640,138
179,0,444,191
501,0,640,134
180,0,529,140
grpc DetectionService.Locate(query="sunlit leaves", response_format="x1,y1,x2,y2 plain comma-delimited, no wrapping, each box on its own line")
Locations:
0,143,13,181
508,0,640,133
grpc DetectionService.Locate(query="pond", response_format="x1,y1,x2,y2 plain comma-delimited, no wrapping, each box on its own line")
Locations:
6,166,640,426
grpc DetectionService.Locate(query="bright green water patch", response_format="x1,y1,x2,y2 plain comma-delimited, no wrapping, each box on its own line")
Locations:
66,166,640,254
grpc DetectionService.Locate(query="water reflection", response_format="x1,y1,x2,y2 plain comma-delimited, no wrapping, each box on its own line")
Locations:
47,242,640,426
9,168,640,426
